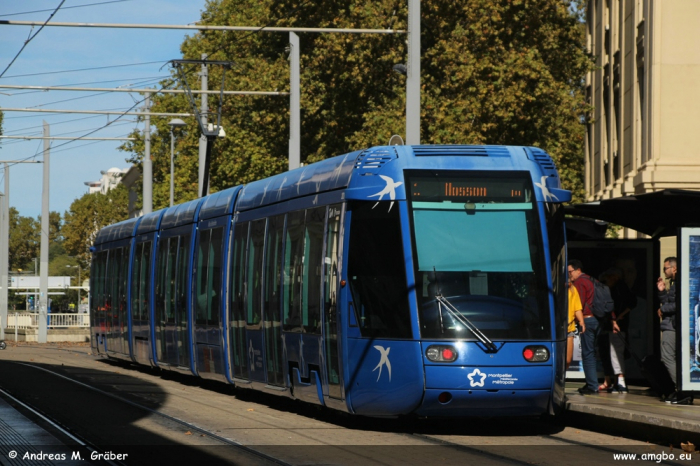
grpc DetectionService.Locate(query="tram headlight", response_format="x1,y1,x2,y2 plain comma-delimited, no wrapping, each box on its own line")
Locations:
426,345,458,362
523,345,549,362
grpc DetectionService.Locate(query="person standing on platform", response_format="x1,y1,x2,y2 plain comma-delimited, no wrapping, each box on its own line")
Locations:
566,282,585,370
656,257,693,404
568,259,599,395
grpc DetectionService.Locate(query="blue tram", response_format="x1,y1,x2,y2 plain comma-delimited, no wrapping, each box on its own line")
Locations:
90,145,571,417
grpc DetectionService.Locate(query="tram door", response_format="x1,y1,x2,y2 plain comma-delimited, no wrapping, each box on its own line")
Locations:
155,230,192,368
107,246,129,356
91,250,108,354
193,221,227,379
130,236,154,364
323,204,344,399
229,221,249,380
263,215,285,386
244,219,267,382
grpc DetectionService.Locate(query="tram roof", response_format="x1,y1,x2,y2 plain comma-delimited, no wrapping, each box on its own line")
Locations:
198,186,242,220
135,209,165,235
235,150,360,212
160,198,202,230
565,189,700,237
94,217,139,245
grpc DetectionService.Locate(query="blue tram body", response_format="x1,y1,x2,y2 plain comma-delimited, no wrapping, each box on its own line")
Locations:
90,145,571,417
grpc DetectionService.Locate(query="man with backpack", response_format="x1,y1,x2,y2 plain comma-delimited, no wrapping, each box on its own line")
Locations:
568,259,601,395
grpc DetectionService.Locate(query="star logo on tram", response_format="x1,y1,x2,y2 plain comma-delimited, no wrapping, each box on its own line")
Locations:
467,368,486,387
368,175,403,211
372,345,392,382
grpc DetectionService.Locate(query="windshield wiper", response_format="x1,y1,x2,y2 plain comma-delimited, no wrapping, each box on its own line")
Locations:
435,293,498,353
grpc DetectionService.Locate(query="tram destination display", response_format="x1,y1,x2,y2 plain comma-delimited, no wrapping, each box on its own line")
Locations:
409,174,530,203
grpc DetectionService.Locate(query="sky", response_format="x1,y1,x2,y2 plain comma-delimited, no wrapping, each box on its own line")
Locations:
0,0,207,219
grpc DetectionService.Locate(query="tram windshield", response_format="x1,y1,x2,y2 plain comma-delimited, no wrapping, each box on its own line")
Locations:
408,171,550,340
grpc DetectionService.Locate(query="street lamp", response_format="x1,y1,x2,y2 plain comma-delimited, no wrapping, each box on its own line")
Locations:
168,118,187,207
66,264,81,311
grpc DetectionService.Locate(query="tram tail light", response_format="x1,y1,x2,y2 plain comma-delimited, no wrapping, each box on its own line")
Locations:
426,345,458,362
523,346,549,362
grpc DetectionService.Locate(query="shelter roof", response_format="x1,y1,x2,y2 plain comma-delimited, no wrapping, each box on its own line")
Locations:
564,189,700,237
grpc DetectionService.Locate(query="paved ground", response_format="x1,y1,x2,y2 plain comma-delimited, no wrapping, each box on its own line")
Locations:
1,342,699,465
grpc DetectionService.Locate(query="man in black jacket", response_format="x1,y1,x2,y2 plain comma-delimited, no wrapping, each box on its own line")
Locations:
657,256,692,404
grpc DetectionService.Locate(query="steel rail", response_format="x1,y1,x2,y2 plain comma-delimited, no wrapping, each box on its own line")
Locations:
14,362,292,466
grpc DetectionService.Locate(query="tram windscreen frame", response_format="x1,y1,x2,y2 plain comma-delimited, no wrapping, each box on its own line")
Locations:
407,170,550,341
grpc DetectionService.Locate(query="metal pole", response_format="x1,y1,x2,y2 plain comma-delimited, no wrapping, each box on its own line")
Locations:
143,92,152,214
198,54,208,197
0,163,9,341
38,121,50,343
289,32,300,171
406,0,421,145
78,266,81,310
170,128,174,207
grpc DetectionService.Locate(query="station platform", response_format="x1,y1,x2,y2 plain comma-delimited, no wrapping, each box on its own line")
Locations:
564,384,700,447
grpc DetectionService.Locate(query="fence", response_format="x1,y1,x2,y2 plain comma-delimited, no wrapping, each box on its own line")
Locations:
6,312,90,329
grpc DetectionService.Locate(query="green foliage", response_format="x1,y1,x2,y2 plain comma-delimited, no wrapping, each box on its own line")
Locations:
63,184,130,267
119,0,592,208
9,207,39,272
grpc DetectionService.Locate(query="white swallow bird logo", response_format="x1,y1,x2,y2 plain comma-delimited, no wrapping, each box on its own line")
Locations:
467,368,486,387
372,345,392,382
369,175,403,211
534,176,559,202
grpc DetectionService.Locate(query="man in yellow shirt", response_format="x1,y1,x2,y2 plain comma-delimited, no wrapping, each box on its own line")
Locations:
567,283,586,370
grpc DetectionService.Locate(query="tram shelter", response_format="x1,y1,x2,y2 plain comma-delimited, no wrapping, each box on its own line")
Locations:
564,189,700,393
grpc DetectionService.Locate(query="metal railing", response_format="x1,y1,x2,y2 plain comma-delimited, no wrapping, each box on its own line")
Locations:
6,312,90,329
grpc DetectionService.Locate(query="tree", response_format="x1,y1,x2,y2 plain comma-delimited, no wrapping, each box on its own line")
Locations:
9,207,39,272
63,184,130,267
120,0,592,206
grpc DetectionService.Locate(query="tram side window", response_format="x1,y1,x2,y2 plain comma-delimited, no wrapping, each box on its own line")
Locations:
118,246,129,338
167,237,178,323
196,231,210,325
303,207,325,334
131,244,142,320
284,211,305,331
324,205,342,319
132,241,152,322
176,235,190,324
230,223,249,325
195,228,224,327
93,251,108,316
107,249,118,319
110,248,123,328
141,242,152,322
264,215,285,326
347,201,412,339
119,247,129,318
247,219,266,326
155,239,168,325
